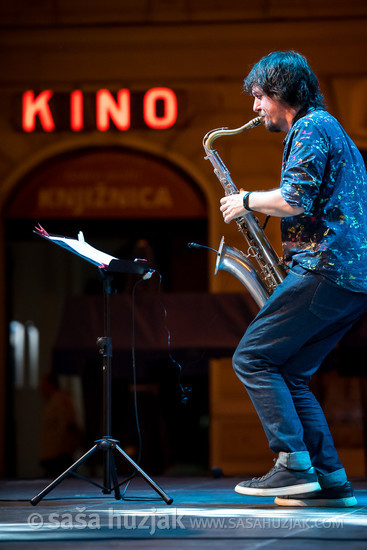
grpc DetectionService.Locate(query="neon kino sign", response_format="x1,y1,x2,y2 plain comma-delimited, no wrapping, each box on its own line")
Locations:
22,87,178,132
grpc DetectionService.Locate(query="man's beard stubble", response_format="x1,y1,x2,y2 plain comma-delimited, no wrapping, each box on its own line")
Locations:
264,117,281,133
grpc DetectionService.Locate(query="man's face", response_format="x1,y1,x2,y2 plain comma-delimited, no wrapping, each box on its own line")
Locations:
252,86,294,132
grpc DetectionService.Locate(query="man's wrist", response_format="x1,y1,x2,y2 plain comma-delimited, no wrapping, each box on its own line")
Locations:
243,191,253,212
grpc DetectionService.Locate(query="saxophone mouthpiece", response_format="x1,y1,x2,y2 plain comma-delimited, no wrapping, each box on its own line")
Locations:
250,116,265,128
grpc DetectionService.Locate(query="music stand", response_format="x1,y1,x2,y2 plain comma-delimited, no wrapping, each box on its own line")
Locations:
30,225,173,506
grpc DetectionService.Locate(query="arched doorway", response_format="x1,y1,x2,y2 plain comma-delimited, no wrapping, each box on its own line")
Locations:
4,145,209,477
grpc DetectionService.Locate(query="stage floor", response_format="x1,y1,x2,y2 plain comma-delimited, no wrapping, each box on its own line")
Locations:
1,475,367,549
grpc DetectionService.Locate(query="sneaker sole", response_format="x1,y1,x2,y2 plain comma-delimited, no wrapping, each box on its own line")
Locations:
235,481,321,497
274,495,358,507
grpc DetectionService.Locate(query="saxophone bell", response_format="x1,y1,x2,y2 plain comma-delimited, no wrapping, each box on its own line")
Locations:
215,237,270,308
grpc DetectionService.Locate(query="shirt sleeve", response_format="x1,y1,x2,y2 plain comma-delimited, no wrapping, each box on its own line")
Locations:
280,118,329,216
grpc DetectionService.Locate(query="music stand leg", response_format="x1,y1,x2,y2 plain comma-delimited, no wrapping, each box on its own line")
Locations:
30,444,99,506
115,443,173,504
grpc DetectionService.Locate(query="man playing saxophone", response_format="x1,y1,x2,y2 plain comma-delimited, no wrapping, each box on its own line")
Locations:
219,51,367,507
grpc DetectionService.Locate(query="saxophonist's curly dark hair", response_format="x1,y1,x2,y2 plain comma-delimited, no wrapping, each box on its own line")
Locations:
243,51,325,110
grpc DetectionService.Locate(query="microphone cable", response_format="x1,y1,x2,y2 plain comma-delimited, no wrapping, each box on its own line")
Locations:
119,273,161,501
120,269,190,501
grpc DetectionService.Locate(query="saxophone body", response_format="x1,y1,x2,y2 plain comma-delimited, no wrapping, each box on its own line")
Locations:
203,116,287,308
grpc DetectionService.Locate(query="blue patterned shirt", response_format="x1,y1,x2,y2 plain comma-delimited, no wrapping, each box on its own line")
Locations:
280,109,367,293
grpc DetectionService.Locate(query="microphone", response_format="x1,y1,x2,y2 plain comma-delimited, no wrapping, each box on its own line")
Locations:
133,258,156,280
142,270,155,280
187,242,218,254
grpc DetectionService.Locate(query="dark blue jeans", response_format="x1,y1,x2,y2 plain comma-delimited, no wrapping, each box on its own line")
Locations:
233,263,367,476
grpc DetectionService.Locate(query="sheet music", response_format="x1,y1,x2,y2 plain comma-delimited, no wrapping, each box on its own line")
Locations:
34,225,117,267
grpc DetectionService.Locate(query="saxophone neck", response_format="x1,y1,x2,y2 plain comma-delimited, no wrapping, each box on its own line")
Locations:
203,116,264,151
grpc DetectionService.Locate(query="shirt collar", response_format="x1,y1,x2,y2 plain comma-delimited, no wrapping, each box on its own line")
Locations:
283,106,319,145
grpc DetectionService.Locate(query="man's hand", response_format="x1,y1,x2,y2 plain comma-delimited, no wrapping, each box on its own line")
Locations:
220,192,247,224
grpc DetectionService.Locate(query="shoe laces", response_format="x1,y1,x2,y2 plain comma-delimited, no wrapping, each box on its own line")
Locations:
254,459,281,482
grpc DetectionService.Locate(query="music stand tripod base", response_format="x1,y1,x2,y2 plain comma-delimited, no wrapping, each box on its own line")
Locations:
30,437,173,506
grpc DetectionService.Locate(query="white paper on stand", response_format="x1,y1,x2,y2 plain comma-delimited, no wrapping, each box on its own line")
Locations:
34,225,117,267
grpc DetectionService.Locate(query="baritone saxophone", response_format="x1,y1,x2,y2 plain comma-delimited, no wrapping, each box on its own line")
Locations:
203,116,287,308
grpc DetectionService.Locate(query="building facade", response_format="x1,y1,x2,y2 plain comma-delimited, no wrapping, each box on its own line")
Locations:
1,1,367,477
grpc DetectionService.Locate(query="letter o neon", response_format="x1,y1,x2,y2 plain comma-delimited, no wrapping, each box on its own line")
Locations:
143,88,177,129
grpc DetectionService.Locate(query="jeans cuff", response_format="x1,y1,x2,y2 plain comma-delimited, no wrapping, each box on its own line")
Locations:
277,451,312,470
318,468,347,488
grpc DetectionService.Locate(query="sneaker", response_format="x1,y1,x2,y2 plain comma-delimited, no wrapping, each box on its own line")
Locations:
274,481,357,507
235,461,321,497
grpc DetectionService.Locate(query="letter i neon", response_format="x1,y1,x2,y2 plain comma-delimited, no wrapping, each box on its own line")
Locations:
70,90,83,131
